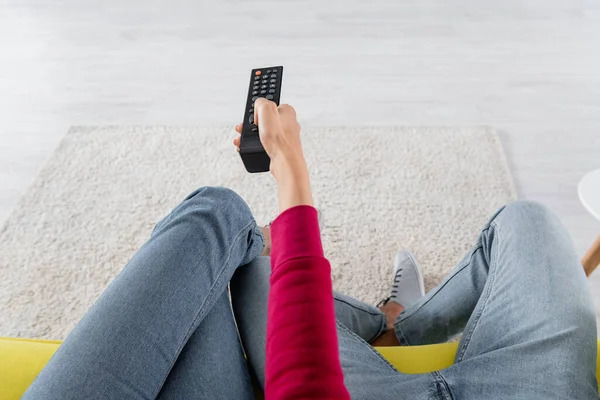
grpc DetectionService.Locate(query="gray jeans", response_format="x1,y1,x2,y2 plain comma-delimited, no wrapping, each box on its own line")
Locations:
23,187,599,399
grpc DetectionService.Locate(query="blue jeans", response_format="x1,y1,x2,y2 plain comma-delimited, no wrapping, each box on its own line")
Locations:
23,187,598,399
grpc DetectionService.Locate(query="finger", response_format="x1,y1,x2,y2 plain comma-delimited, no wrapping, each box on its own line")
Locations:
233,137,240,147
254,98,279,133
277,104,296,118
235,124,242,134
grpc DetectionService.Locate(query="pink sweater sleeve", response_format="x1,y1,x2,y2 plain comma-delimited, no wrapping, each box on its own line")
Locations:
265,205,350,400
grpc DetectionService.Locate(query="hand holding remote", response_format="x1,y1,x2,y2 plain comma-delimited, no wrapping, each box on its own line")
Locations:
234,99,313,212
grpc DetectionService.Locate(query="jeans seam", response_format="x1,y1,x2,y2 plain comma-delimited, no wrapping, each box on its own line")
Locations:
254,225,266,250
334,297,383,317
455,221,499,362
158,218,257,395
394,322,412,346
336,321,400,373
433,371,454,400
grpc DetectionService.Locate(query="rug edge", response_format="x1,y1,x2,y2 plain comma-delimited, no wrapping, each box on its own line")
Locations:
1,125,517,232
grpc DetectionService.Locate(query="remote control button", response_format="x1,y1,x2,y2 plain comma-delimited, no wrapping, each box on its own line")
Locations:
269,84,276,88
252,96,258,101
249,114,255,124
249,108,253,113
254,76,260,81
252,127,258,132
253,86,259,90
270,74,277,78
252,90,258,95
255,71,262,76
270,79,276,83
268,89,275,93
266,94,274,100
261,84,267,89
266,69,272,73
260,90,267,94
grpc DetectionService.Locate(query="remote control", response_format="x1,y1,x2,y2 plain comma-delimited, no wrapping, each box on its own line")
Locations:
239,66,283,173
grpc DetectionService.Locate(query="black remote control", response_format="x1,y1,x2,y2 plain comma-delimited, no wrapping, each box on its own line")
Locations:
239,66,283,173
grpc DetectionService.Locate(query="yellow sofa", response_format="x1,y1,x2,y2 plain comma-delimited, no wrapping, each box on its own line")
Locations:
2,337,599,399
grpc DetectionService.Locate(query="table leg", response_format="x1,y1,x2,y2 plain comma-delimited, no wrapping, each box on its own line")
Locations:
583,236,600,277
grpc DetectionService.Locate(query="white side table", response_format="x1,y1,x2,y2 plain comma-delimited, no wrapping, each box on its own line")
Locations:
579,169,600,276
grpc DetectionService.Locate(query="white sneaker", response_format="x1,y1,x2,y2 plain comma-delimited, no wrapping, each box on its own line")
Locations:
378,250,425,308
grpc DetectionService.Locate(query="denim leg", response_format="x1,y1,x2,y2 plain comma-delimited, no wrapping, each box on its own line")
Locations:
23,187,263,400
334,292,387,343
394,205,505,346
156,292,253,399
231,257,443,399
230,257,272,388
396,201,598,399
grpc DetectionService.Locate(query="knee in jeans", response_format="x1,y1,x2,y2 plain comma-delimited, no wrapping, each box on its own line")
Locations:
174,186,251,220
494,200,579,274
496,200,560,233
153,186,252,235
185,186,246,205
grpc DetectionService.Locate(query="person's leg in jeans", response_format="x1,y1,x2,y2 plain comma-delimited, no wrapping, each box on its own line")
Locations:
155,292,250,399
231,257,444,400
24,187,264,400
394,201,598,399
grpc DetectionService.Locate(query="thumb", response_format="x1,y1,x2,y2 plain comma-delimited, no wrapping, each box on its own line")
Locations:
254,98,280,137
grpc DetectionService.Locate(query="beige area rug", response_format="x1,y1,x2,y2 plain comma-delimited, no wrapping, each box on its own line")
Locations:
0,126,516,339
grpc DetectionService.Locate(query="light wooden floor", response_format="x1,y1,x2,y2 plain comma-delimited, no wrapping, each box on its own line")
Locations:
1,1,600,311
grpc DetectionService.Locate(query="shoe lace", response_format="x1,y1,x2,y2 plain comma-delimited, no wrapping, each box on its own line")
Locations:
377,268,403,307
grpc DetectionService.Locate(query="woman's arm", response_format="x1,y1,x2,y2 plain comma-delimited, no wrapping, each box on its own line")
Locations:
268,205,349,399
234,99,350,399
